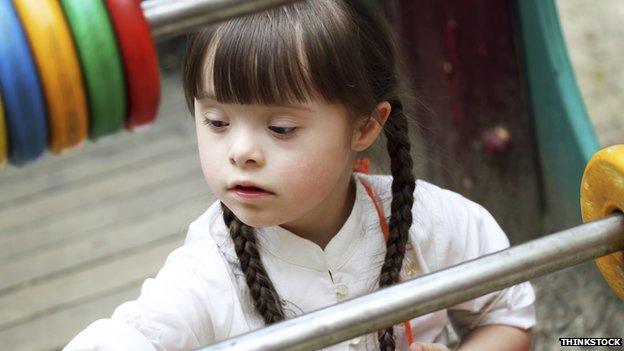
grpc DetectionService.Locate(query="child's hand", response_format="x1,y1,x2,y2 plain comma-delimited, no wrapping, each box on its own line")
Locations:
409,342,451,351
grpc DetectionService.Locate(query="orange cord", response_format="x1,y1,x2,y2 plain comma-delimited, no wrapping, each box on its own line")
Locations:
354,159,415,346
360,180,390,241
353,158,370,174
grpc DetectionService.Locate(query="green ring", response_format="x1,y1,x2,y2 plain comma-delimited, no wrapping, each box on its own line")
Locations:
61,0,126,139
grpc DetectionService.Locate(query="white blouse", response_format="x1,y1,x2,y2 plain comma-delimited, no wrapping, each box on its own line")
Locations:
64,173,536,351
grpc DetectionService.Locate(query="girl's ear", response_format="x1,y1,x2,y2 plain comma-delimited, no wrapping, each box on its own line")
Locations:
351,101,391,152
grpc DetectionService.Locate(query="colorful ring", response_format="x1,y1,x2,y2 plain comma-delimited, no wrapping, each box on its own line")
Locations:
0,89,7,168
14,0,89,153
60,0,126,139
104,0,160,130
0,0,47,165
580,144,624,300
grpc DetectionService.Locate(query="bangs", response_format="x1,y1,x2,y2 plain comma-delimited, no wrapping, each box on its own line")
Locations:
187,1,373,109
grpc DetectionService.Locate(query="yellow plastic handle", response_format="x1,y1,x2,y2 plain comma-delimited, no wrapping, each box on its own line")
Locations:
580,144,624,300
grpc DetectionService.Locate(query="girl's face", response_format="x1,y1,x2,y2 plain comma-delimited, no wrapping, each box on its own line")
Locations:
194,96,358,229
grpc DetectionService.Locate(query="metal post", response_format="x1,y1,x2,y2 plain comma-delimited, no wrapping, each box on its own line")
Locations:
197,214,624,351
142,0,304,39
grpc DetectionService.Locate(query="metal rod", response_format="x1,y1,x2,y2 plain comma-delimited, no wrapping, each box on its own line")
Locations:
197,214,624,351
142,0,304,39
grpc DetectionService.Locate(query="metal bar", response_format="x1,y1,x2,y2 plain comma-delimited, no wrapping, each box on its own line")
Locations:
142,0,304,39
197,214,624,351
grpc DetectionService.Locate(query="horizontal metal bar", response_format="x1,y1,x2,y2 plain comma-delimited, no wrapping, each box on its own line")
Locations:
197,214,624,351
142,0,304,39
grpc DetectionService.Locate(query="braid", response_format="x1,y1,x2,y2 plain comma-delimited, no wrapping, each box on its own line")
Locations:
220,202,285,324
377,100,416,351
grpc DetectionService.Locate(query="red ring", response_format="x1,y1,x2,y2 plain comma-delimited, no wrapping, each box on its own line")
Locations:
104,0,160,130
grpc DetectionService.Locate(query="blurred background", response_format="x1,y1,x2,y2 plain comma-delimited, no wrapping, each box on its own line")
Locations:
0,0,622,350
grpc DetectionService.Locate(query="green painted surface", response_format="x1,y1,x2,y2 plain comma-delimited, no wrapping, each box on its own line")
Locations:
514,0,600,229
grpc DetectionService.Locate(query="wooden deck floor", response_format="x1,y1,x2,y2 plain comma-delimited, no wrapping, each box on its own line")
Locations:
0,73,216,350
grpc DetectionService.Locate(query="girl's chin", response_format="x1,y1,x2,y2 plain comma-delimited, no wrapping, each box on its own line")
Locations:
227,207,283,228
239,217,282,229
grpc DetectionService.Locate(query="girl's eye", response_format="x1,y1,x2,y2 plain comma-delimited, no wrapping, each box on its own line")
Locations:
201,117,296,136
202,118,229,129
268,126,297,136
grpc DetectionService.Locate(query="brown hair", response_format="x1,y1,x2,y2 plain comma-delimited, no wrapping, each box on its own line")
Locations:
183,1,415,349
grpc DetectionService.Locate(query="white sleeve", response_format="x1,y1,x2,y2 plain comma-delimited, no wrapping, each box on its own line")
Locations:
433,189,536,338
63,319,157,351
64,241,234,351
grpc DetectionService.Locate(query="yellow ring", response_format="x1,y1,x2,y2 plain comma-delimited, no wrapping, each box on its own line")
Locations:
14,0,88,153
580,144,624,300
0,92,7,168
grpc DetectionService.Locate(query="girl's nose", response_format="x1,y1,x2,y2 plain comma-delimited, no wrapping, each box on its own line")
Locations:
228,136,265,168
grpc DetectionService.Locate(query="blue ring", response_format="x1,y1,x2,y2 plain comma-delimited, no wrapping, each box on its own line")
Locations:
0,0,48,165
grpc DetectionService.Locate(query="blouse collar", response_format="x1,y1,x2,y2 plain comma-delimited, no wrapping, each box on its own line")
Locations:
256,175,378,272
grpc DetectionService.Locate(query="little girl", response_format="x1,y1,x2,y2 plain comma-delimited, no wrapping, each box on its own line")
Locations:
65,1,535,350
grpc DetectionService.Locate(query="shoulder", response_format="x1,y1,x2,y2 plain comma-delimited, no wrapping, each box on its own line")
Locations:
355,173,509,270
353,172,464,206
155,228,236,305
184,200,229,246
159,200,237,309
354,172,475,224
119,225,237,344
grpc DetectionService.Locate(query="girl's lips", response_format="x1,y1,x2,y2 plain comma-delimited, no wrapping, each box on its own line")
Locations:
229,185,274,199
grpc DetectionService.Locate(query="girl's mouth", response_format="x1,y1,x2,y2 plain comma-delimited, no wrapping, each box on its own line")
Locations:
229,185,274,200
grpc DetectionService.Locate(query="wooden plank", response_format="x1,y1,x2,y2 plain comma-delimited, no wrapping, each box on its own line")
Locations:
0,195,209,293
0,174,210,262
0,131,195,208
0,233,182,331
0,283,142,351
0,114,191,185
0,149,199,233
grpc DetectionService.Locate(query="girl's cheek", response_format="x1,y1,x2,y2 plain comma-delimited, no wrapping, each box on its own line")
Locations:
279,154,343,194
199,155,218,190
288,164,329,189
197,139,224,191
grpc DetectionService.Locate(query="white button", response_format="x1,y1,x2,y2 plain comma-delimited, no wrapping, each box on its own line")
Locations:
335,284,349,296
349,336,361,345
406,242,413,251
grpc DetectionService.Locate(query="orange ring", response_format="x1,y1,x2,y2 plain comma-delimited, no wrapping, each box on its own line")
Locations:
0,91,7,168
14,0,88,153
580,144,624,300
